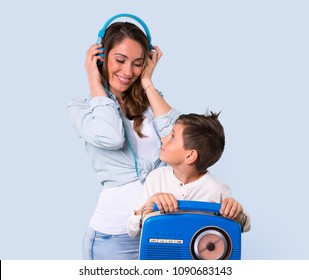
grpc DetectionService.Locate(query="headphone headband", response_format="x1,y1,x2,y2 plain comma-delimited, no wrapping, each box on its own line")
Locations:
97,13,152,50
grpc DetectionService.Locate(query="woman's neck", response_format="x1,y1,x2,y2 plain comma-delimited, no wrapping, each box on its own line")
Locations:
112,90,123,103
111,91,126,114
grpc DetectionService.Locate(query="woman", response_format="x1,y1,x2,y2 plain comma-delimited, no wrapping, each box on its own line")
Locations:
68,20,180,259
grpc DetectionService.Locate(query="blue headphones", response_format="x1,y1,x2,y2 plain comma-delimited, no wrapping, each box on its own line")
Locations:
96,13,153,60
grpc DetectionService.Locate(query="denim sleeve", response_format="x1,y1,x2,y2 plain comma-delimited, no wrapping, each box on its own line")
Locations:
154,108,181,138
68,96,125,150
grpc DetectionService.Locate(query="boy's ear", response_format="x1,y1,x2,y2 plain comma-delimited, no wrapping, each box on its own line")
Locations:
185,150,198,165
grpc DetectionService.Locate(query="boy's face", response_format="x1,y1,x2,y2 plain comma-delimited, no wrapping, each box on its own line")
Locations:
160,122,188,166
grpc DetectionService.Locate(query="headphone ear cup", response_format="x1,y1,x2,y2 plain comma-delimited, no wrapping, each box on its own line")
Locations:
98,47,104,58
97,47,104,66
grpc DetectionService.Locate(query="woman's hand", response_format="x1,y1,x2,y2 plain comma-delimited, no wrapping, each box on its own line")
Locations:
85,44,106,97
141,46,163,88
139,45,171,116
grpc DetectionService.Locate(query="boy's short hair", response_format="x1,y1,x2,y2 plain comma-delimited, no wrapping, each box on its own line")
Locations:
176,112,225,172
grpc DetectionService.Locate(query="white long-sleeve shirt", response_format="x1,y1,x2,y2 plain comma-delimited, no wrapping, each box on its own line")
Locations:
127,166,251,237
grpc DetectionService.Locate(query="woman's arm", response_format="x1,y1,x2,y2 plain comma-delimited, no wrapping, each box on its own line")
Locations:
141,46,172,117
68,96,125,150
68,44,126,149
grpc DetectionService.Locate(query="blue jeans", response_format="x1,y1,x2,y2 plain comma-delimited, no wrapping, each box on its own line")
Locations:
83,226,140,260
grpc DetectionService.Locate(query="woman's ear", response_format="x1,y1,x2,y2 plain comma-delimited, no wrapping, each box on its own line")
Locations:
185,150,198,165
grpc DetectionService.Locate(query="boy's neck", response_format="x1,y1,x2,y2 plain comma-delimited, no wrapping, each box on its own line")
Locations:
172,166,206,185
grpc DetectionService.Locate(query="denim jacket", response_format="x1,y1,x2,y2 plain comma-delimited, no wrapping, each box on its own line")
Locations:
68,93,180,188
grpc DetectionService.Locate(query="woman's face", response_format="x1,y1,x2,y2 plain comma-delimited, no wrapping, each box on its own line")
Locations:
107,37,144,96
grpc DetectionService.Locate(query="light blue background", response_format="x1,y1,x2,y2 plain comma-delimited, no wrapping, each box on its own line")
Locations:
0,0,308,260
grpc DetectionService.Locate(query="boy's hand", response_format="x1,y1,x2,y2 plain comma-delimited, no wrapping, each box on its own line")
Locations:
220,198,243,220
151,192,178,213
137,193,178,216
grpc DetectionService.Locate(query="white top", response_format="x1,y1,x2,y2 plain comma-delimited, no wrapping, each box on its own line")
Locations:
90,118,158,234
127,166,251,237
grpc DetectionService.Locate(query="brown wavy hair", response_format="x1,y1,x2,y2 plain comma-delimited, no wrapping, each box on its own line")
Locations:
98,22,150,137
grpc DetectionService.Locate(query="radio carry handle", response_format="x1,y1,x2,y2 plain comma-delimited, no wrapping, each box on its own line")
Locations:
153,200,221,215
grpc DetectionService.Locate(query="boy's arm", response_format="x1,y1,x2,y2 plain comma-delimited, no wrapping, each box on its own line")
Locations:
127,211,143,238
127,193,178,238
220,197,251,232
127,187,151,238
236,211,251,232
127,170,159,238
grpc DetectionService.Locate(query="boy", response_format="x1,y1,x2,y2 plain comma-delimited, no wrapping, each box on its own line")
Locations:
127,112,251,238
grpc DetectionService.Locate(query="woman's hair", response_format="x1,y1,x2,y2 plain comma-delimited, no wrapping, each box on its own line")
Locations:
99,22,150,137
176,112,225,172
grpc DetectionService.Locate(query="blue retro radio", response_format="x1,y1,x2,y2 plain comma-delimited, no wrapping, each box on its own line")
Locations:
139,200,242,260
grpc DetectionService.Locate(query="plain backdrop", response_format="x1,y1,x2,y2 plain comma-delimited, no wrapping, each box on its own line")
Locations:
0,0,308,260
